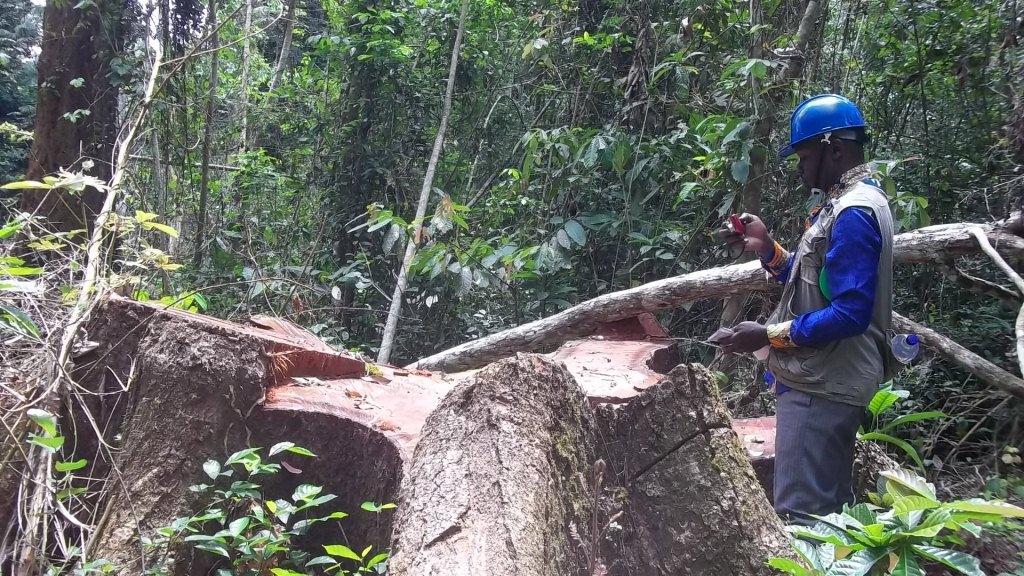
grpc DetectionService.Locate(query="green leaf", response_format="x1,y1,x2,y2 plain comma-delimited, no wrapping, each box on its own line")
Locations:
305,555,336,567
28,435,64,453
141,221,180,238
365,551,389,569
269,442,296,456
361,501,397,513
203,460,221,480
228,517,249,537
1,180,51,190
0,219,24,239
890,551,924,576
293,484,322,502
910,545,983,576
844,504,876,526
56,459,88,472
879,469,936,500
1,265,43,276
27,409,58,436
269,568,306,576
564,220,586,246
1,304,41,337
825,547,887,576
867,388,908,418
767,557,812,575
225,447,261,467
323,544,362,562
859,432,925,469
945,498,1024,518
879,411,946,433
134,210,158,223
893,495,939,516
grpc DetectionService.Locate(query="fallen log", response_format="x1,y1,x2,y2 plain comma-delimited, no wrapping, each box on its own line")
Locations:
412,215,1024,380
893,313,1024,399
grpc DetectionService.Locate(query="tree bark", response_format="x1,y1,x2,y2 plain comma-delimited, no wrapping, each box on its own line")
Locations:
22,0,123,232
238,0,253,153
598,364,792,575
413,217,1024,372
389,354,597,576
193,0,219,268
376,0,471,364
268,0,297,92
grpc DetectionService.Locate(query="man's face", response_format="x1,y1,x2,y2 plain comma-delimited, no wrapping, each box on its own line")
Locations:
793,143,824,189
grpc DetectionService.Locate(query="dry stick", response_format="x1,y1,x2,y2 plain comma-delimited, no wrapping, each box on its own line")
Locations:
376,0,471,364
970,227,1024,379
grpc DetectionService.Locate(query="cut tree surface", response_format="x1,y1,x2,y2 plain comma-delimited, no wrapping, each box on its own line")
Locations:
75,297,450,570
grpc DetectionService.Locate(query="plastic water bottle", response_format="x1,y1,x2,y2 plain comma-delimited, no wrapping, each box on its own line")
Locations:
891,334,921,364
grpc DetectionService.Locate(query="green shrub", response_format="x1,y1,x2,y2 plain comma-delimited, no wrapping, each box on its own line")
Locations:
770,468,1024,576
144,442,390,575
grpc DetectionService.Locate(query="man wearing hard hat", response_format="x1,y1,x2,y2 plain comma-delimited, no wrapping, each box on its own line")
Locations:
717,94,897,523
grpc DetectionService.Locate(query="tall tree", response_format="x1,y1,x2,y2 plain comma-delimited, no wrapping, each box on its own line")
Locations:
377,0,471,364
194,0,220,268
21,0,124,232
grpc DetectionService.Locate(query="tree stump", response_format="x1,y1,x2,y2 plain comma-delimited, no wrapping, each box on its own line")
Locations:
598,364,792,576
388,354,598,576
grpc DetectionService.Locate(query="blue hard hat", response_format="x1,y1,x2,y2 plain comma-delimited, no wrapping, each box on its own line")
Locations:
777,94,867,157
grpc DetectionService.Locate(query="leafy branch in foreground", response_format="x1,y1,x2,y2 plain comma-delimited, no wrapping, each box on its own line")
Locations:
144,443,391,575
769,468,1024,576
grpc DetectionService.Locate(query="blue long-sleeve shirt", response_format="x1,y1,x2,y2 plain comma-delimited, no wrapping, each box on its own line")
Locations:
764,207,881,347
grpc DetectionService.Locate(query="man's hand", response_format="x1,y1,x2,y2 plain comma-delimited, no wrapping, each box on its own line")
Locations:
720,321,769,354
714,214,776,261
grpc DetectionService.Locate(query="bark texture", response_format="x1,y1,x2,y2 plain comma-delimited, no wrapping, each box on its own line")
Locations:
598,364,791,576
74,298,417,572
22,0,123,231
389,354,597,576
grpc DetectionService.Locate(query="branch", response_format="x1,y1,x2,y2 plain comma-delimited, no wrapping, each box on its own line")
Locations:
412,216,1024,374
937,260,1022,306
970,227,1024,379
892,313,1024,399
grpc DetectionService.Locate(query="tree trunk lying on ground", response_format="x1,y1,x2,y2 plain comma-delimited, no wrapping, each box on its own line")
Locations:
411,214,1024,395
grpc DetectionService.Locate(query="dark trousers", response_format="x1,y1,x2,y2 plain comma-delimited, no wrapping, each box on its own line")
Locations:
774,388,865,524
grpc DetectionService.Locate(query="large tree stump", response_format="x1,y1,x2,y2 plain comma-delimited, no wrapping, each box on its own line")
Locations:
76,297,449,572
599,364,792,576
388,354,598,576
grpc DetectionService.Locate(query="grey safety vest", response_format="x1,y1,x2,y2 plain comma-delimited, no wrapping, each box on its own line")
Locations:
766,179,896,406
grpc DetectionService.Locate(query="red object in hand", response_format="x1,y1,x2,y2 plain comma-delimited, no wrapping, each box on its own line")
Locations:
729,214,746,235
